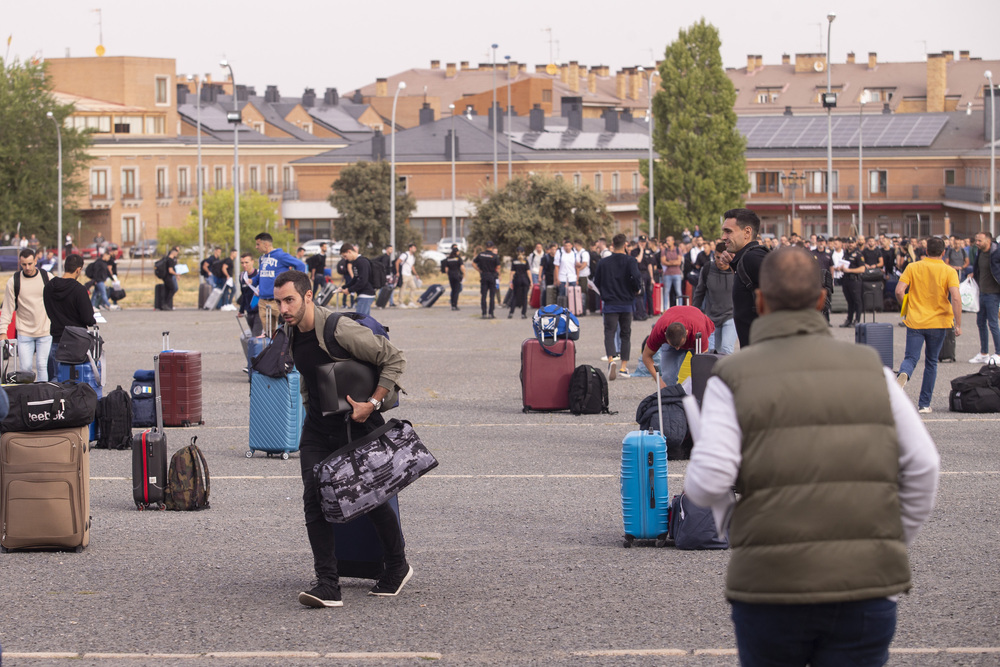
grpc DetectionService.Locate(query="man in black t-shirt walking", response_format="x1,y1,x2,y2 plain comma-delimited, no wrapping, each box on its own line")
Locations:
273,270,411,609
473,242,500,319
306,243,328,295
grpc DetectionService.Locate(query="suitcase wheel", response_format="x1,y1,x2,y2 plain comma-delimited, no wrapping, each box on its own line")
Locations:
74,545,84,553
245,450,254,458
623,536,634,548
655,537,668,548
281,452,289,460
1,546,8,554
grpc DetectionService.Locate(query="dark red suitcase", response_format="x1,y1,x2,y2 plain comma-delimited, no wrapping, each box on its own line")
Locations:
520,338,576,412
157,332,203,427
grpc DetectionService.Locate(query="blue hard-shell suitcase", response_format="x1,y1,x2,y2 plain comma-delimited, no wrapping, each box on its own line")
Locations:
621,429,670,547
57,360,103,441
247,370,303,459
418,284,445,307
855,306,893,368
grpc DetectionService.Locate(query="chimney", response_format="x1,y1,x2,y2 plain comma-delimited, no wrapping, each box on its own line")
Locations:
488,103,504,132
444,129,459,160
926,53,946,113
616,70,627,99
446,62,457,78
562,96,583,131
375,78,388,97
324,88,339,106
529,104,545,132
560,63,569,85
372,130,386,160
176,84,188,105
959,50,970,61
264,85,280,103
508,59,518,79
430,60,440,69
603,108,619,133
599,65,610,76
782,53,791,65
419,102,435,125
882,102,891,114
302,88,316,107
588,69,597,94
868,52,878,69
536,63,549,73
628,68,641,100
755,55,763,70
747,54,756,73
620,109,633,122
568,61,580,93
247,86,257,97
236,85,249,102
847,52,856,65
202,84,219,103
784,105,793,116
519,63,527,73
942,50,954,63
352,89,364,104
460,61,470,71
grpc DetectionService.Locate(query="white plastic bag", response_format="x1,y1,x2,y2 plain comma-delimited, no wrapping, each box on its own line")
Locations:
961,275,980,313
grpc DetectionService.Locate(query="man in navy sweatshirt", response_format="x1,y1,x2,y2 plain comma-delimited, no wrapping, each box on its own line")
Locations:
592,233,642,380
253,232,306,336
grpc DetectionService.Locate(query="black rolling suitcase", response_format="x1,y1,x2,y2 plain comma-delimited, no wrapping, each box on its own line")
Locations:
375,285,393,308
334,495,405,579
315,283,337,307
418,284,444,307
690,332,723,405
154,284,165,310
855,304,894,368
939,327,957,362
132,354,167,510
197,282,212,309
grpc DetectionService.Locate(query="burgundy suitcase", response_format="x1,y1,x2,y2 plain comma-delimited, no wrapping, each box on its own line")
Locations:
520,338,576,412
157,332,203,427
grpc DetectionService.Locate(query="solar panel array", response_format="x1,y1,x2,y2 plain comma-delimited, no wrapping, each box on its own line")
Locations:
512,131,651,151
738,114,949,149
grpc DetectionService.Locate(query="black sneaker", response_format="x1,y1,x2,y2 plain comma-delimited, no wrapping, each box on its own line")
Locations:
298,581,343,608
369,564,413,597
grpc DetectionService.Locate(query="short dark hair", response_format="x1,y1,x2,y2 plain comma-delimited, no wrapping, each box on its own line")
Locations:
926,236,946,257
241,252,254,260
723,208,761,239
18,248,35,259
255,232,273,243
340,243,357,254
297,247,305,253
759,247,823,312
666,322,687,348
273,269,311,298
64,254,84,273
612,233,627,250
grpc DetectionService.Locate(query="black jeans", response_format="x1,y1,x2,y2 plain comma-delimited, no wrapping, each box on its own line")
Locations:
510,280,530,316
480,281,496,315
298,417,406,585
843,276,863,323
603,311,632,361
449,275,463,308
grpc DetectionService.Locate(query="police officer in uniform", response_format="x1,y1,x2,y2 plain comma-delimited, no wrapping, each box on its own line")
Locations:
630,235,657,313
442,246,465,311
838,238,866,327
473,242,500,319
812,237,835,325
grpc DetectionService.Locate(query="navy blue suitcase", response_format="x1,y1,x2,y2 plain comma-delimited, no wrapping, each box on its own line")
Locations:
335,495,405,579
855,309,893,368
418,284,444,307
247,370,303,459
57,360,103,441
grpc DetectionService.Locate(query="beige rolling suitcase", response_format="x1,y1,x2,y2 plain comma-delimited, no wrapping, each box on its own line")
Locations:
1,426,90,552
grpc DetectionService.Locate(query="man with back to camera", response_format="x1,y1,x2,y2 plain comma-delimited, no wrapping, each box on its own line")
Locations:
684,246,940,667
442,245,465,311
718,208,767,348
969,231,1000,364
0,249,52,381
640,303,715,387
394,243,419,308
42,253,96,379
338,244,376,317
272,270,411,608
306,242,329,297
253,232,307,336
895,236,961,413
473,242,500,319
592,233,642,380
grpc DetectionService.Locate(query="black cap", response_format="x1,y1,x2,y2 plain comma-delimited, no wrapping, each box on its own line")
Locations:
638,235,647,242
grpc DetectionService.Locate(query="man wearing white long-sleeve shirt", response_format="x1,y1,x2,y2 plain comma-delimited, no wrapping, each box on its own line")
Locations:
684,246,940,667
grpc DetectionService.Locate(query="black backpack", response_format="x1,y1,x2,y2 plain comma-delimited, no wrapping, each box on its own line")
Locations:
154,257,168,280
96,386,133,450
568,365,614,415
369,257,387,289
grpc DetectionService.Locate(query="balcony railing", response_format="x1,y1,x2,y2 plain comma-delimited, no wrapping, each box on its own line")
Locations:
156,184,171,199
945,185,995,204
121,185,143,201
89,186,114,200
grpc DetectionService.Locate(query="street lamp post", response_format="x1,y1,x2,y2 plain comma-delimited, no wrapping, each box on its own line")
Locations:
859,90,867,236
505,55,512,182
492,44,498,186
825,12,836,239
782,170,802,230
46,111,63,274
987,71,996,238
220,60,240,255
390,81,406,259
188,74,204,262
449,104,457,244
639,67,655,239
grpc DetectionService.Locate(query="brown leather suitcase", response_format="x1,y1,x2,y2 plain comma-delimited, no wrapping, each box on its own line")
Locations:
158,332,203,427
1,426,90,552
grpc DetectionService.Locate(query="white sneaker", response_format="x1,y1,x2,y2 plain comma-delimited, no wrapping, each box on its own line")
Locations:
918,406,932,414
608,359,618,381
600,356,609,362
990,354,1000,365
969,352,990,364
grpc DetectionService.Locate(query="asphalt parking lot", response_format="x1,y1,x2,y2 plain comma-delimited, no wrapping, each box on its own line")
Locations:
1,302,998,666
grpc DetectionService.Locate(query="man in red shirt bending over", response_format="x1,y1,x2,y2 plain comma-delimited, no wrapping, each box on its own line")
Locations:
641,305,715,387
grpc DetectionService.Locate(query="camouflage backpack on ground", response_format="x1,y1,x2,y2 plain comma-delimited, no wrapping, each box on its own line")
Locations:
165,437,210,511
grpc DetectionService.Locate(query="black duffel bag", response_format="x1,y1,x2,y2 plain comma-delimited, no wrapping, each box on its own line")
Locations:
949,361,1000,413
2,382,99,432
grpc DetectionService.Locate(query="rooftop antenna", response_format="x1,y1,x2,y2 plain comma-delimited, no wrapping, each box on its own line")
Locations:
916,40,928,57
423,85,427,104
93,8,105,56
543,27,554,65
815,22,823,51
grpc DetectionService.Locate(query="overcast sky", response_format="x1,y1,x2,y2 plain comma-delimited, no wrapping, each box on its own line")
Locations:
4,0,998,95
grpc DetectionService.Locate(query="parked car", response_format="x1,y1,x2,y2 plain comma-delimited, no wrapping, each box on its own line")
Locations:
129,239,159,258
436,237,468,254
0,246,21,272
302,239,343,257
81,243,123,260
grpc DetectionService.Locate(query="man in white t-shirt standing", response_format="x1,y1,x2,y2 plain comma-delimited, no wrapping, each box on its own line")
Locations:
574,239,591,316
395,243,418,308
553,239,578,298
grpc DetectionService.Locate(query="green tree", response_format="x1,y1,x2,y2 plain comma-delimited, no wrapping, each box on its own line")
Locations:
0,58,91,244
469,174,614,257
640,19,748,240
327,160,420,257
159,189,290,254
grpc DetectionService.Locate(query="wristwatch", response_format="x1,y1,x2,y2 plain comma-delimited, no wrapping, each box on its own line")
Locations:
368,397,383,410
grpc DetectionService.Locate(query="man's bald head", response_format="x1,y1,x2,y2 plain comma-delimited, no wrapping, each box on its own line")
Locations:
758,246,824,313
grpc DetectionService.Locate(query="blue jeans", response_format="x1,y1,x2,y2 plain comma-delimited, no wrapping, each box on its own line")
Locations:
707,319,737,355
354,294,374,317
16,334,52,382
898,327,948,409
977,292,1000,355
662,274,683,310
731,598,897,667
658,346,690,385
91,281,110,308
557,280,577,297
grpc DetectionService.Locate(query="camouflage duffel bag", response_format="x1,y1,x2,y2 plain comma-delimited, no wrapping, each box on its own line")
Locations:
314,419,438,523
